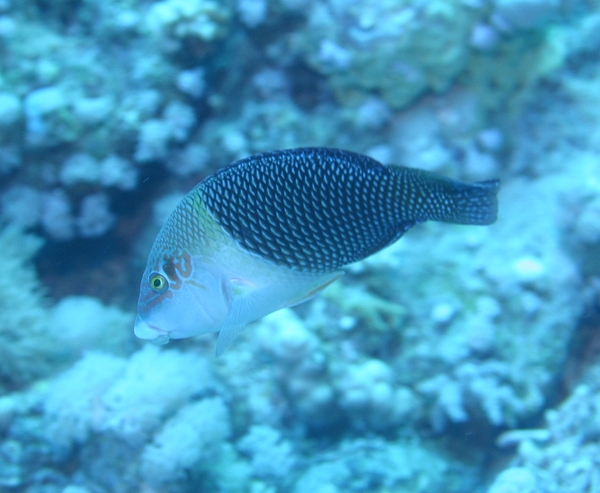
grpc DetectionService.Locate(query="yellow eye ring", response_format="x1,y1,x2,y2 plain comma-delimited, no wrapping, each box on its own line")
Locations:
149,273,168,293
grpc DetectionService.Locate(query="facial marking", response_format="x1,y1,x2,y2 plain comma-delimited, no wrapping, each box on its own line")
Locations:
139,251,196,315
161,251,194,291
140,285,173,312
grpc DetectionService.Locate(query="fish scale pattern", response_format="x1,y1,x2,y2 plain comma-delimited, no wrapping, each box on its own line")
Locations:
199,148,422,272
148,192,218,269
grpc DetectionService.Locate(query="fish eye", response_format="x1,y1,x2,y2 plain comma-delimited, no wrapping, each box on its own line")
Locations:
149,273,168,293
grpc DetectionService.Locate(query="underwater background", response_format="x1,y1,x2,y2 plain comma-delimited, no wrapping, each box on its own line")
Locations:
1,0,600,492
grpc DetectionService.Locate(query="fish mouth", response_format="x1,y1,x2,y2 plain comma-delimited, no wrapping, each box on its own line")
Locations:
134,316,171,345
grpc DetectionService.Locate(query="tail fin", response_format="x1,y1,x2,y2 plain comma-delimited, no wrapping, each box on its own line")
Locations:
447,179,500,225
398,167,500,225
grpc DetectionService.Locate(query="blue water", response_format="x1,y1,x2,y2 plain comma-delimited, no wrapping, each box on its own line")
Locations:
1,1,600,492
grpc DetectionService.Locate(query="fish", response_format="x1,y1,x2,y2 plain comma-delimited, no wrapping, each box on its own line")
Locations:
135,147,499,355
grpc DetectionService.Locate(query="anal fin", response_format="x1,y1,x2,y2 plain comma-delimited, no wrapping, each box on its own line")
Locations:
285,270,344,307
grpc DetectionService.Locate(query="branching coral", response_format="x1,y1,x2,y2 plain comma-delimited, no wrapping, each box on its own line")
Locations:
0,226,61,387
144,0,232,52
489,382,600,493
141,397,231,485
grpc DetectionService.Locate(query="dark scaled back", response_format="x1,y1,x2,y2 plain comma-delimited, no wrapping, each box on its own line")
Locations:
200,147,499,272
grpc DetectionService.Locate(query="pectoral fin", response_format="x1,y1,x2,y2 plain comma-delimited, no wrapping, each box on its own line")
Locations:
216,321,246,357
215,271,344,356
216,278,254,356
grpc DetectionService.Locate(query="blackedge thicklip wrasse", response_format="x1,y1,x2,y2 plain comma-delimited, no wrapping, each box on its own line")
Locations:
135,147,500,355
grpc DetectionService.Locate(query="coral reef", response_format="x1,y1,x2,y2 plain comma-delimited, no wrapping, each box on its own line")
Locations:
0,226,53,387
0,226,131,388
140,397,231,486
296,1,480,109
0,0,600,492
489,370,600,493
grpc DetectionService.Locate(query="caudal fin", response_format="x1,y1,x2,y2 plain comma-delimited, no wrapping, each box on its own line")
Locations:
449,179,500,225
399,167,500,225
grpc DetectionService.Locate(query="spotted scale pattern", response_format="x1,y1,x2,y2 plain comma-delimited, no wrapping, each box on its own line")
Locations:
147,191,222,271
199,147,499,273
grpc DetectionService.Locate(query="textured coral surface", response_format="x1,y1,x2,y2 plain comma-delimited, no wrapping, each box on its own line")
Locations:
1,0,600,492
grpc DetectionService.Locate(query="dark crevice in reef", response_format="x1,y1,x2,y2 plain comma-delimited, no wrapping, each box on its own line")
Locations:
35,165,170,308
561,288,600,393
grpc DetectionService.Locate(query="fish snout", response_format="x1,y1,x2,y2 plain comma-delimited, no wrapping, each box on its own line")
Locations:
134,315,171,345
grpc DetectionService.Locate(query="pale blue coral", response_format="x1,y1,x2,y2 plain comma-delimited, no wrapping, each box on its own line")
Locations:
0,227,58,385
141,397,231,485
489,381,600,493
0,0,599,492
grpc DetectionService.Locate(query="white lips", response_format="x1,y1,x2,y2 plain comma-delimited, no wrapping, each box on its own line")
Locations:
134,316,171,345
